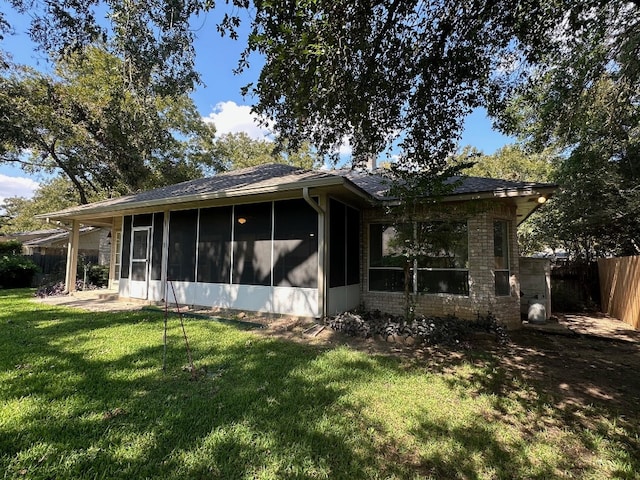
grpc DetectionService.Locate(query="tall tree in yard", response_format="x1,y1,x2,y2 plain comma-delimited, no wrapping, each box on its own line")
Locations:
0,177,83,234
211,132,320,171
500,67,640,258
2,1,637,174
0,47,221,203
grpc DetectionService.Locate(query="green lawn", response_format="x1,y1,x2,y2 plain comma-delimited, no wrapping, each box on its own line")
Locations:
0,289,637,479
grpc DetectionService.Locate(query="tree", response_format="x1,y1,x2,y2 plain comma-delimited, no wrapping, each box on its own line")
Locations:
459,145,555,184
212,132,320,171
454,144,558,255
501,65,640,259
3,1,638,171
1,47,221,203
0,176,83,234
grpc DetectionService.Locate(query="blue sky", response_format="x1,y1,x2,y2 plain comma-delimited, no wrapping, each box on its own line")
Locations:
0,8,515,202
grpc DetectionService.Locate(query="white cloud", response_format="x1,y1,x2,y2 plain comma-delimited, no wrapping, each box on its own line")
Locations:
203,101,273,140
338,136,352,156
0,174,39,204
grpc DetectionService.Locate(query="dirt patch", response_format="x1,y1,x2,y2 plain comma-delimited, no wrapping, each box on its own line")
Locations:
504,315,640,413
255,312,640,414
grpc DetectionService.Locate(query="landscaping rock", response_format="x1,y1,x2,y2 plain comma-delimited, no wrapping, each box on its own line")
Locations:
326,310,509,347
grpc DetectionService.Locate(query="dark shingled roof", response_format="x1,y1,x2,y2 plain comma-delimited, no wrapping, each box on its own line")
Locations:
41,163,556,219
23,227,97,246
338,169,555,200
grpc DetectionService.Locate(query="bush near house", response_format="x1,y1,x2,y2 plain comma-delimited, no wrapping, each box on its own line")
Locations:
86,264,109,288
0,241,40,288
0,240,22,255
326,310,509,346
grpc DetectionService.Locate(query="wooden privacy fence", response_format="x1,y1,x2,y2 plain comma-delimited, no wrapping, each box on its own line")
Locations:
598,256,640,330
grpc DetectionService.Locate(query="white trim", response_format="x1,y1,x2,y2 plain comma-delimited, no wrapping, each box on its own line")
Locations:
194,209,201,282
270,201,275,288
226,206,233,283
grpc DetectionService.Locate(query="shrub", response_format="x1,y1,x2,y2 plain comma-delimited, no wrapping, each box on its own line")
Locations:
0,255,40,288
35,281,67,297
0,240,23,255
86,264,109,287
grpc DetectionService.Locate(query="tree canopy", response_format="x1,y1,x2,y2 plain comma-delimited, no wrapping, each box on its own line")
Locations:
211,132,320,171
2,1,640,259
3,1,637,171
499,28,640,260
0,177,83,234
1,47,221,203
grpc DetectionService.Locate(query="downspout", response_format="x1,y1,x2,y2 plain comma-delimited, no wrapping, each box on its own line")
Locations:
303,187,324,216
303,187,326,319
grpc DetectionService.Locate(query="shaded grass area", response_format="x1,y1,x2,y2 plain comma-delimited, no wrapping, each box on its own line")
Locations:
0,289,638,479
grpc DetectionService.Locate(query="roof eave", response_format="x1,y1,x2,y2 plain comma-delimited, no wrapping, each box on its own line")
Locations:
379,185,555,205
37,176,354,223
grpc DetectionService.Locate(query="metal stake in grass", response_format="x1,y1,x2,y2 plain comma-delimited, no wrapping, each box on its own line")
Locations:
168,280,198,380
162,290,169,372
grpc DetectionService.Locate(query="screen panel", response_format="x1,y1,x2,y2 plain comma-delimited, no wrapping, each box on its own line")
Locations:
346,206,360,285
150,212,164,281
167,209,198,282
273,199,318,288
132,213,153,227
232,202,272,286
197,206,232,284
329,199,346,288
120,216,132,279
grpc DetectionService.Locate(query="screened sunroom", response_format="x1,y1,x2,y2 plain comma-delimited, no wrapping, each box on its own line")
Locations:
39,163,555,326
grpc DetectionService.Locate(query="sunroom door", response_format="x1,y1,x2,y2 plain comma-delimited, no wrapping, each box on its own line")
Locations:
129,227,151,299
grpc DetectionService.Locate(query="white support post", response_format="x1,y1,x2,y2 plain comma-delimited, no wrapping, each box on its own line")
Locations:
65,220,80,293
318,195,328,319
160,210,170,301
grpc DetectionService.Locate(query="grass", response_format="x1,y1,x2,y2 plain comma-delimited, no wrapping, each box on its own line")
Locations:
0,289,638,479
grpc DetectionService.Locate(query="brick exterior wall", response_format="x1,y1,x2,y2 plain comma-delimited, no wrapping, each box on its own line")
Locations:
98,229,112,266
359,201,522,329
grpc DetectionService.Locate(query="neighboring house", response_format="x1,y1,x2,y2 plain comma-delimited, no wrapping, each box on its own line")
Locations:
39,163,555,328
19,227,110,262
3,227,110,264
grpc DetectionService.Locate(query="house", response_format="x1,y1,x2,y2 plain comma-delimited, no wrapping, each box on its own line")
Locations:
39,163,555,328
22,227,110,262
2,227,110,262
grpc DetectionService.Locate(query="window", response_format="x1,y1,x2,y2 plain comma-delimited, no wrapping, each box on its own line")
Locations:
416,221,469,295
167,209,198,282
197,206,232,283
494,220,510,296
368,221,469,295
368,224,408,292
273,199,318,288
232,202,272,286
